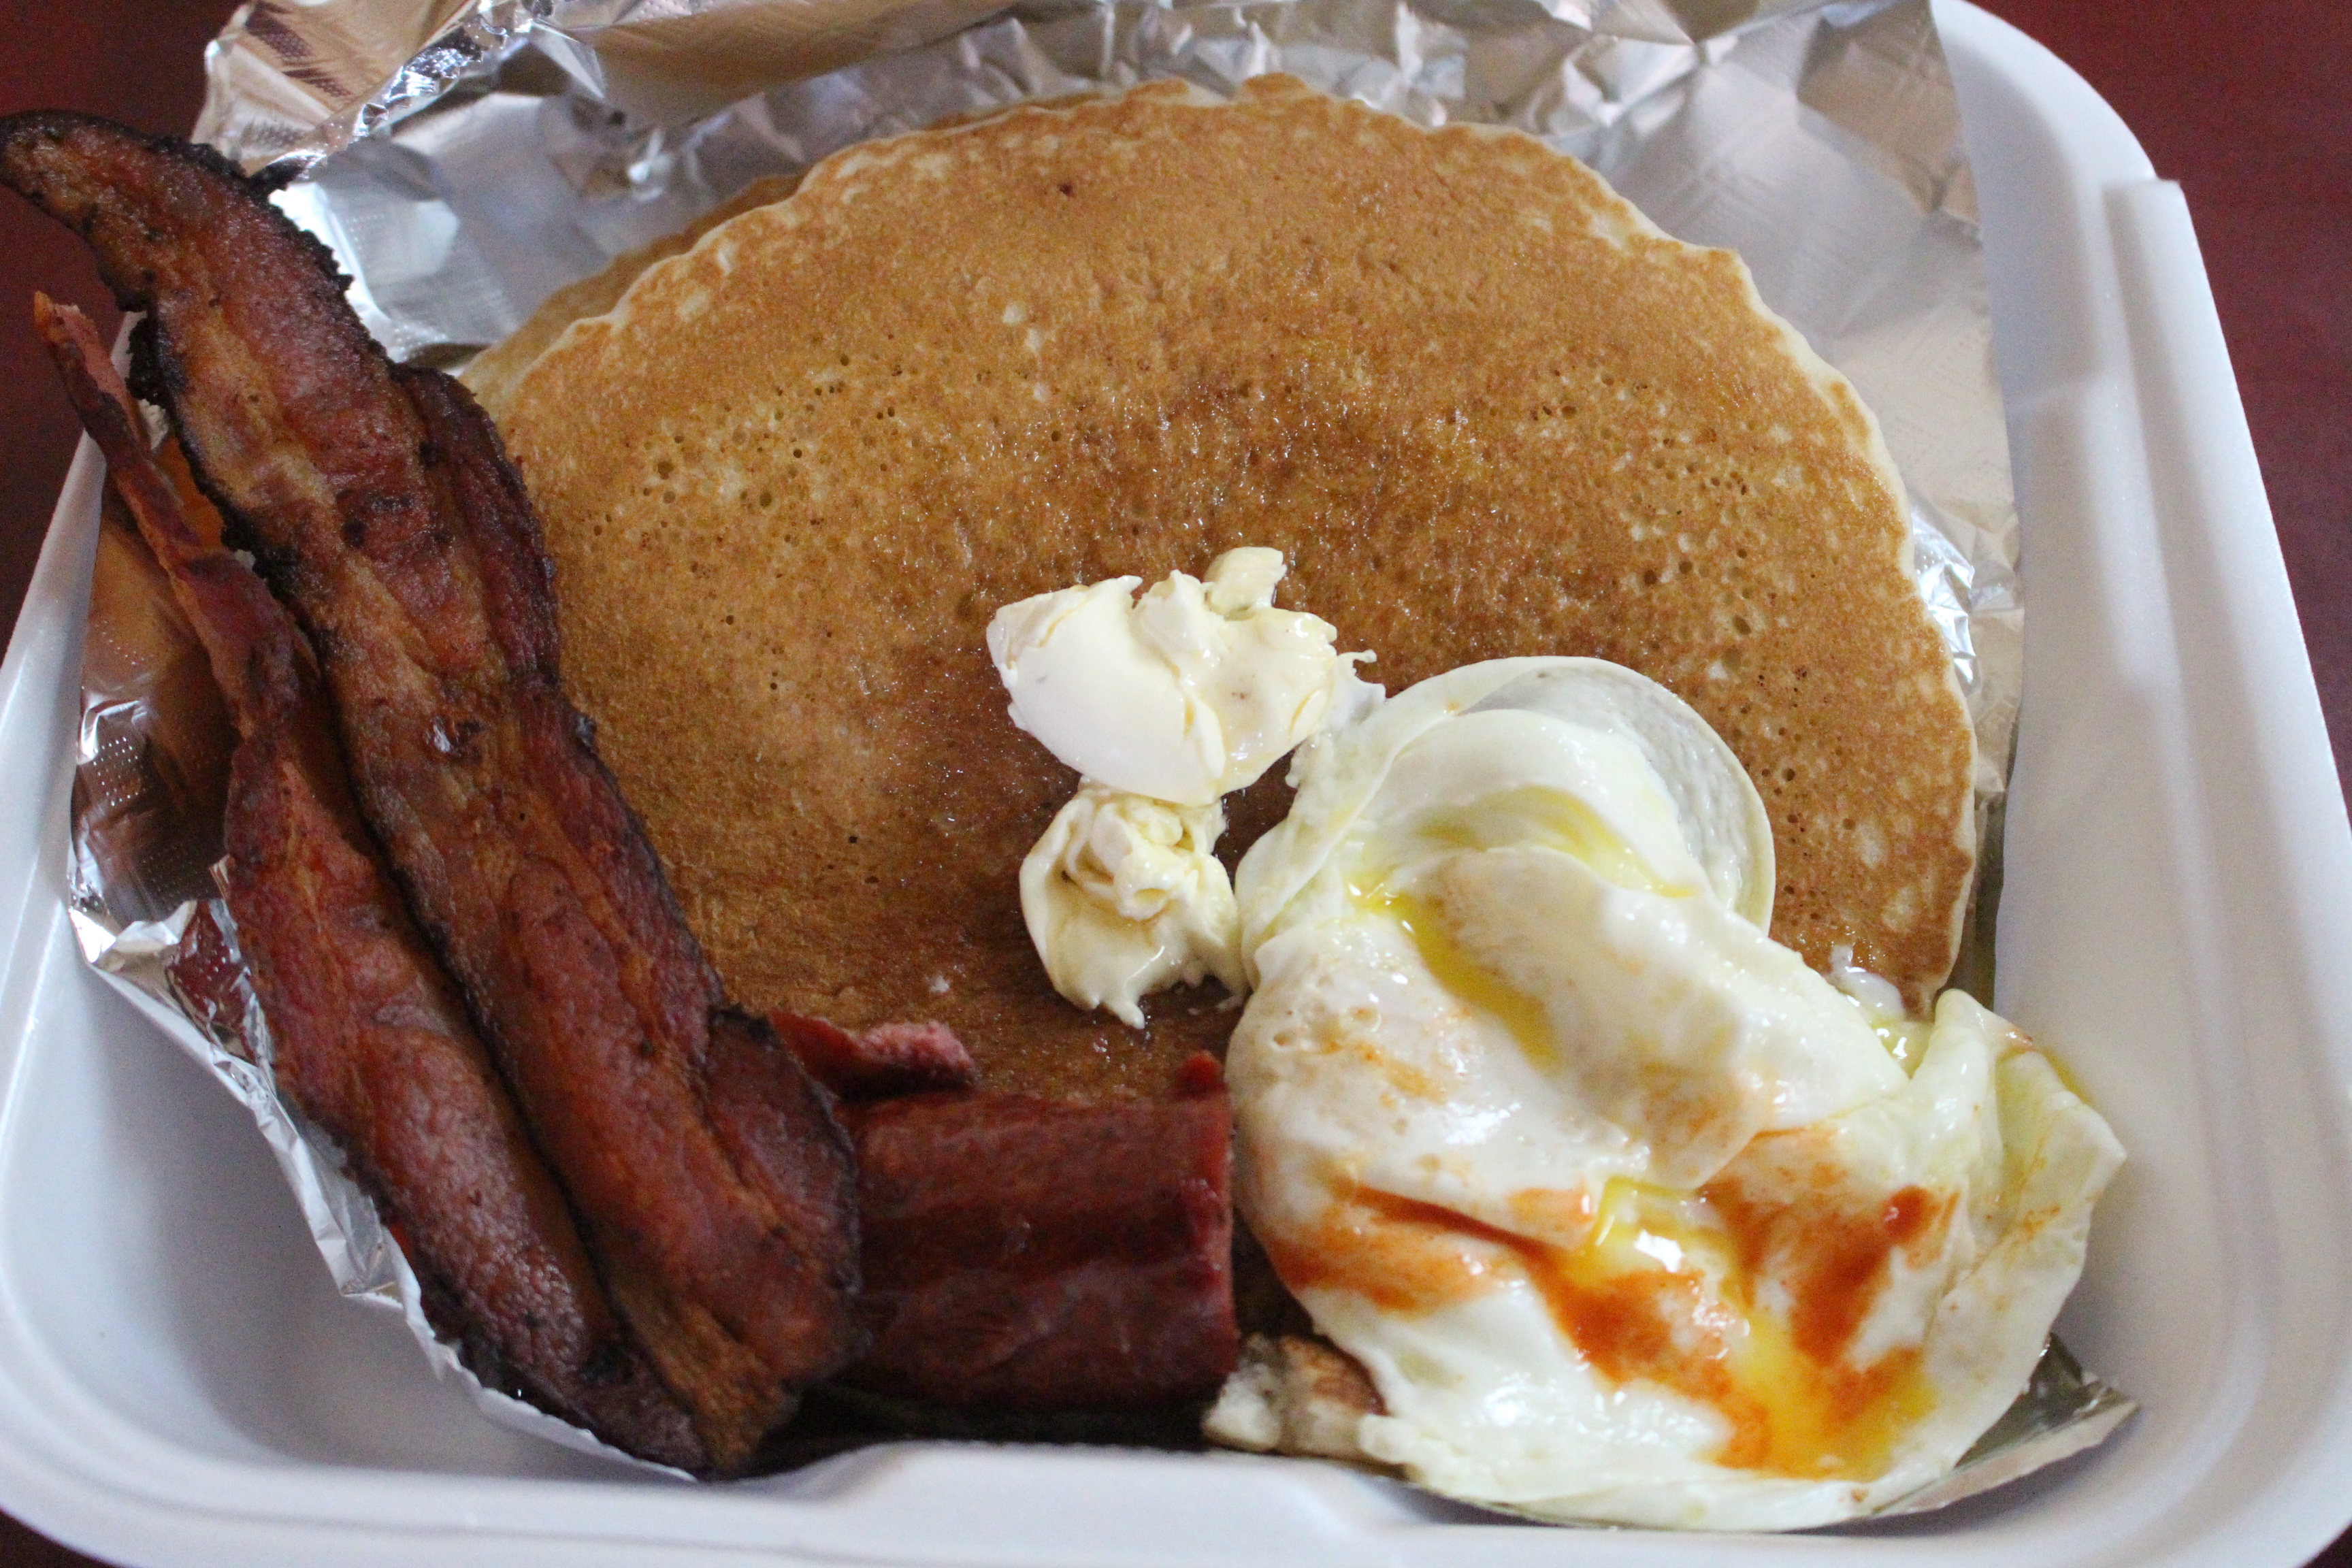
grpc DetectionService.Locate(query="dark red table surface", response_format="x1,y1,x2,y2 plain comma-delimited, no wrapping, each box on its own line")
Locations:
1,1,2347,1564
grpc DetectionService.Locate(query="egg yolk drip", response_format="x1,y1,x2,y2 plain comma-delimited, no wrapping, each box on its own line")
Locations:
1294,774,1946,1477
1344,781,1695,1078
1361,886,1559,1072
1326,828,1939,1475
1398,785,1700,899
1271,1174,1944,1481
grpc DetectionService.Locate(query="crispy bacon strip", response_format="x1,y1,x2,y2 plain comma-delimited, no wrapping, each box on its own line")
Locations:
33,295,705,1471
1,112,861,1469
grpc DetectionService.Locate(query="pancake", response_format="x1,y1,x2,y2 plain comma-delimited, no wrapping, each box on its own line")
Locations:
462,172,802,421
464,100,1100,419
496,76,1976,1100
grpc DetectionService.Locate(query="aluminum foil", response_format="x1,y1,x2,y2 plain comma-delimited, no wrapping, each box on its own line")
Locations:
203,0,2023,806
63,0,2113,1519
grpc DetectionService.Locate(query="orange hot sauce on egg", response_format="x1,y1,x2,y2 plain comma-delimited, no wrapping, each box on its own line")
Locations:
1266,1170,1950,1482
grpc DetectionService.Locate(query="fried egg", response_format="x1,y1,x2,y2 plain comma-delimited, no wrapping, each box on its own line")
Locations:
1224,657,2123,1529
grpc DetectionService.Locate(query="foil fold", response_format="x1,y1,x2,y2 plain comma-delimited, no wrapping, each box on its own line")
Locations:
69,0,2108,1518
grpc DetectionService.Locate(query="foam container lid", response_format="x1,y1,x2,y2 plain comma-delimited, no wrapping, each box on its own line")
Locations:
1,3,2349,1563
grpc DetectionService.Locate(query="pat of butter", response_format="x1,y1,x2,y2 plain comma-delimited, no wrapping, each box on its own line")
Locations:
987,546,1376,806
1019,783,1245,1028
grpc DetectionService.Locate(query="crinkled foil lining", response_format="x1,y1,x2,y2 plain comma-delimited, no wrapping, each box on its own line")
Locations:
63,0,2113,1516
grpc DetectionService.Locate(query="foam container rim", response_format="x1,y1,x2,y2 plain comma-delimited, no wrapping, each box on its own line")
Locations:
0,3,2349,1565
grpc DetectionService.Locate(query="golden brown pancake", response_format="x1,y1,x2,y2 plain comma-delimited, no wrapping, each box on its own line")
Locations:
497,76,1976,1099
463,101,1100,419
462,172,803,420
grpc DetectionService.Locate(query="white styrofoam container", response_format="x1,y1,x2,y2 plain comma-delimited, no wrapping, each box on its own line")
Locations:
2,3,2349,1563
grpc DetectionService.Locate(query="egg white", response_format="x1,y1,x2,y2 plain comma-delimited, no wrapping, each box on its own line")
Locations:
1225,657,2123,1529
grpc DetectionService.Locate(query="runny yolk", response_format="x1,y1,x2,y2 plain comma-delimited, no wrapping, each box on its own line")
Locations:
1407,785,1695,898
1311,830,1944,1477
1286,1177,1946,1482
1349,799,1694,1076
1360,887,1559,1071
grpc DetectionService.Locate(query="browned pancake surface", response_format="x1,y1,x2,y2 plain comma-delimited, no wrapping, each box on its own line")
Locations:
463,172,804,421
500,77,1975,1098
